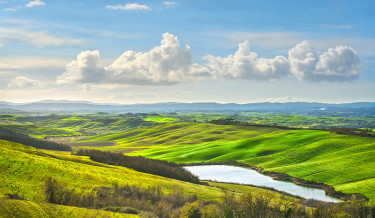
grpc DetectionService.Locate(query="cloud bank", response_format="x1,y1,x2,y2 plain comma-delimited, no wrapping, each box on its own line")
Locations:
57,33,360,86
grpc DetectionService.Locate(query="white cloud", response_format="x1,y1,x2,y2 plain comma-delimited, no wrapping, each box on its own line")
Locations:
58,33,361,86
207,31,302,51
105,33,209,84
0,1,7,4
4,6,22,12
288,41,360,82
26,0,45,7
0,27,83,47
205,41,290,80
163,1,176,6
57,50,105,84
106,3,150,11
58,33,210,85
8,76,45,88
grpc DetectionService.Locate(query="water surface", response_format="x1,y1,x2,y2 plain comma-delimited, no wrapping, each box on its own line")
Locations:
184,165,341,202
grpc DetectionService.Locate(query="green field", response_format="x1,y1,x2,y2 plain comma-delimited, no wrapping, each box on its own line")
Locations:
0,138,311,217
72,122,375,201
0,139,231,202
0,199,136,218
1,113,375,216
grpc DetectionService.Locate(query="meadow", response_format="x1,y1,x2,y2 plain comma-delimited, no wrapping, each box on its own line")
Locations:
1,112,375,216
0,139,313,217
71,121,375,201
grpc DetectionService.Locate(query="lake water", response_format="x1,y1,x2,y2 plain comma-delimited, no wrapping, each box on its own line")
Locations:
184,165,341,202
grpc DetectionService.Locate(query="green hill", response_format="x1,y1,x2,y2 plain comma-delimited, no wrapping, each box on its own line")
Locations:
74,122,375,201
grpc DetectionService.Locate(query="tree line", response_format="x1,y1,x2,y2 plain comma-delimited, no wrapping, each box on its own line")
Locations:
74,149,200,184
208,118,375,137
0,126,72,151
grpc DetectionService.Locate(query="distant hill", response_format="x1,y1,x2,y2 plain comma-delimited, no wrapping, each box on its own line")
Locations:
0,100,374,116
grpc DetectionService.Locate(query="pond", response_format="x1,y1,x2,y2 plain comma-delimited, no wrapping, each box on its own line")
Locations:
184,165,341,202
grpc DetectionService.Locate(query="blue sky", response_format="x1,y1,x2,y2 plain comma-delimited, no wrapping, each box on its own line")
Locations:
0,0,374,103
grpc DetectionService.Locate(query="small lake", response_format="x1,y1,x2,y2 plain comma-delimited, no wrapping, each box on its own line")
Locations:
184,165,341,202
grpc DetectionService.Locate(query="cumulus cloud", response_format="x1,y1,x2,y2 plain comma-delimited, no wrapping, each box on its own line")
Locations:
26,0,45,7
105,33,209,84
57,50,105,84
58,33,209,85
106,3,150,11
58,33,361,86
289,41,360,82
205,41,290,80
8,76,45,88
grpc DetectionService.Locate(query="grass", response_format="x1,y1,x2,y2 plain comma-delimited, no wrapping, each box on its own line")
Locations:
73,122,283,153
0,124,78,138
0,199,136,218
74,122,375,201
35,117,158,134
144,116,179,123
0,138,306,216
0,139,230,203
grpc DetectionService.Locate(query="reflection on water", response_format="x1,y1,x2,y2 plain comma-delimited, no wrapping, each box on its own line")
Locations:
184,165,341,202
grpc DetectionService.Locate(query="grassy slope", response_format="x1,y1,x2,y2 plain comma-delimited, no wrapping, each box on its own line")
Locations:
0,124,78,138
0,199,136,218
76,122,283,153
78,122,375,201
0,139,230,203
36,117,158,134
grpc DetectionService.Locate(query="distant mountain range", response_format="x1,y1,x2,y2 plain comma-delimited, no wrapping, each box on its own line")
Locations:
0,100,375,116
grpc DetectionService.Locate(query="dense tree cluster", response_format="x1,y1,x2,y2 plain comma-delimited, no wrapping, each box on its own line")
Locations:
74,149,200,184
0,126,72,151
329,127,375,137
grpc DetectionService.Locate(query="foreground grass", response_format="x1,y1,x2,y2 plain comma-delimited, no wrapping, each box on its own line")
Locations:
0,139,231,203
0,199,136,218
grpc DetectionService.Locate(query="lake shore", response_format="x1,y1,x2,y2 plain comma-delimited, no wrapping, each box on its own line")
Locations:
181,160,368,202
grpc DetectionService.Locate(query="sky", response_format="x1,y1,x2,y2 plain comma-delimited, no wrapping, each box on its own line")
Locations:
0,0,374,104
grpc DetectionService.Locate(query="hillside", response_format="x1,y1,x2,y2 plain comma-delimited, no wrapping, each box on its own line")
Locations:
0,139,319,217
0,199,136,218
74,122,375,201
